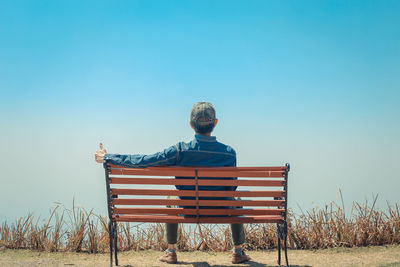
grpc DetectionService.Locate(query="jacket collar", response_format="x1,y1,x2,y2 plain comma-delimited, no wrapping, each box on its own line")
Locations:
195,134,217,142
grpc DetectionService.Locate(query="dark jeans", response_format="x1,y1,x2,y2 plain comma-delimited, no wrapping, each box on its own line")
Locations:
165,223,245,246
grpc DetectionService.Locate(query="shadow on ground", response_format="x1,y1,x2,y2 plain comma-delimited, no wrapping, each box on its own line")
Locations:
176,261,311,267
122,264,311,267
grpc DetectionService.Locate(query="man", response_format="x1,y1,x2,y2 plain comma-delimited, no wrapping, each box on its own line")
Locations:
95,102,251,264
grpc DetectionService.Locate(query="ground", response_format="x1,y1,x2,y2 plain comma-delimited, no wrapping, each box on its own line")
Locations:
1,246,400,267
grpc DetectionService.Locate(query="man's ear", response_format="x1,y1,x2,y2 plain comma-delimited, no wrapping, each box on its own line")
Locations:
190,121,194,129
214,119,218,127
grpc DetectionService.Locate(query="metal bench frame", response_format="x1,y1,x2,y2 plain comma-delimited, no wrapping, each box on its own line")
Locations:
103,163,290,266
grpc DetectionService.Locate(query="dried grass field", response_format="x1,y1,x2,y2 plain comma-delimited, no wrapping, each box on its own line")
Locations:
1,196,399,252
1,246,400,267
1,196,399,266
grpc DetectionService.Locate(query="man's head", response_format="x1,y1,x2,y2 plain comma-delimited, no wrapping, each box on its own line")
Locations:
190,102,218,135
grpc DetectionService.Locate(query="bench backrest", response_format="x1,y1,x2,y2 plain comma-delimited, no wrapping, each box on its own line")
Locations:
104,163,290,224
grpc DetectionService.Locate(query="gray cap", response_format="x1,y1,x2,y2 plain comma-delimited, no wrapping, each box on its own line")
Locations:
190,102,216,125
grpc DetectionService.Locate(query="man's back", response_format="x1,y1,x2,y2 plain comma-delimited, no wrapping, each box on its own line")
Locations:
176,134,236,167
175,134,236,193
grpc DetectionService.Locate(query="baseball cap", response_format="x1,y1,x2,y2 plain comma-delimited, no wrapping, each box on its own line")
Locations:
190,102,216,125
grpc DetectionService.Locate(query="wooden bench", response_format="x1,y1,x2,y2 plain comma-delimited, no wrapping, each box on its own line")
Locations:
103,163,290,266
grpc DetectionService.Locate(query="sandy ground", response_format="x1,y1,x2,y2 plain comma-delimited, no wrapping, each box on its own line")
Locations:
1,246,400,267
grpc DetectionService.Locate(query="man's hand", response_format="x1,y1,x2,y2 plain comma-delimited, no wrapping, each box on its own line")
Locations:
95,143,107,163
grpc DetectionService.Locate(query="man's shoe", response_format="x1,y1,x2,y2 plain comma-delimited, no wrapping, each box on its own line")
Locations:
159,251,178,264
232,251,251,264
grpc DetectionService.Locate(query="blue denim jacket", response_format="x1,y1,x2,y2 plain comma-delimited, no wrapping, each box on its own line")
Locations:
104,134,237,197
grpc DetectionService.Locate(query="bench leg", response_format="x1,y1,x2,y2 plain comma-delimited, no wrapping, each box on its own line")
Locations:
114,223,119,266
277,236,281,265
108,221,114,267
277,223,281,265
284,233,289,267
282,221,289,267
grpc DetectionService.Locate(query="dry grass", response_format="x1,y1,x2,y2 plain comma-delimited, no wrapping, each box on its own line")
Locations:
0,196,399,253
1,246,400,266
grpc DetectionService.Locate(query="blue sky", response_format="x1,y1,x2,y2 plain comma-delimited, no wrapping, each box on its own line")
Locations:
1,1,399,222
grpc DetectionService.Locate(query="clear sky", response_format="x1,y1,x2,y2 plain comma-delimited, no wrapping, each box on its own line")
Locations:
1,1,399,222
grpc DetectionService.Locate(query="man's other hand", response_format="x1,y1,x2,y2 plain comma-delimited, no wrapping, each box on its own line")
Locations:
95,143,107,163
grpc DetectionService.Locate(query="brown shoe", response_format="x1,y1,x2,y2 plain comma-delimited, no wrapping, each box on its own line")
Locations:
159,251,178,264
232,251,251,264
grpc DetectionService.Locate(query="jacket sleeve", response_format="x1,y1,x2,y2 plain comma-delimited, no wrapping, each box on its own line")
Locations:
104,145,178,168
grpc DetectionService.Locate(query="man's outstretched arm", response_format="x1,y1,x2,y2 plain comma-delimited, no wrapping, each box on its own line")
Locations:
94,143,178,168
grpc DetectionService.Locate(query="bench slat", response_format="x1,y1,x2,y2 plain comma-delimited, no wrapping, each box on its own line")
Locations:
110,189,284,198
110,168,195,176
197,170,284,177
112,198,284,207
110,168,284,177
108,164,287,172
110,177,284,187
113,207,284,216
112,214,284,224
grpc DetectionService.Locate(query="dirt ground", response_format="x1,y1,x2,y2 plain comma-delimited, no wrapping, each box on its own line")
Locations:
1,246,400,267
